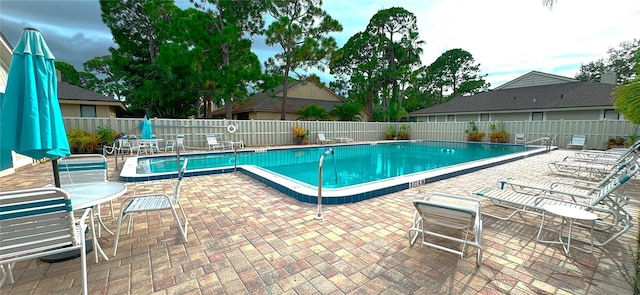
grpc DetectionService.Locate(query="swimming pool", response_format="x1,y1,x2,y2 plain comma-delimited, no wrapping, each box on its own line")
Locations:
121,140,552,204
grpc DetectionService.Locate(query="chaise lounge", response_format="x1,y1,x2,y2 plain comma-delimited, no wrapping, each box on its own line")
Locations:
472,163,635,248
408,192,483,266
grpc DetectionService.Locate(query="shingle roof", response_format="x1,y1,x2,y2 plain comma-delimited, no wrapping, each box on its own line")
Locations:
58,81,123,105
211,81,343,116
410,81,615,115
494,70,578,90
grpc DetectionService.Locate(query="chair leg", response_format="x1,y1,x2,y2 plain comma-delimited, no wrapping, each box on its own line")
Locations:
80,222,88,295
0,262,16,286
126,214,134,235
109,200,114,219
0,265,6,286
88,210,100,263
171,205,189,242
113,210,127,256
476,220,483,266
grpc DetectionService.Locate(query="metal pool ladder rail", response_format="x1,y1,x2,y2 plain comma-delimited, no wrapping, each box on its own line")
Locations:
316,148,335,220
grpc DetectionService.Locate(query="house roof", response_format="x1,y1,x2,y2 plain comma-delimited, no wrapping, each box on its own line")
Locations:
58,81,126,110
410,81,616,115
211,80,344,116
494,70,578,90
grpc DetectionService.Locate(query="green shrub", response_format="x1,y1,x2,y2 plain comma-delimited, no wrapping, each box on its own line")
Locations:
386,125,397,139
465,121,485,142
67,129,102,153
97,125,117,146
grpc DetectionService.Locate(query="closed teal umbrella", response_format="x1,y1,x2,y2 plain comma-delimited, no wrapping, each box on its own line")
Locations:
0,28,70,186
141,115,153,139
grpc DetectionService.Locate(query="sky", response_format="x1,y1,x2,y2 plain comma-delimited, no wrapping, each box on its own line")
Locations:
1,0,639,88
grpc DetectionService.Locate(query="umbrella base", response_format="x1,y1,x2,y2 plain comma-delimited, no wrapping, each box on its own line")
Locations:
39,239,94,263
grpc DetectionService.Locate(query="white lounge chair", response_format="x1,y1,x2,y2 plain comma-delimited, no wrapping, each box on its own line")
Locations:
472,164,635,248
317,132,335,144
0,187,91,294
547,147,637,180
113,159,190,256
573,139,640,161
335,135,354,143
206,134,224,150
567,135,586,150
499,158,637,214
408,193,483,266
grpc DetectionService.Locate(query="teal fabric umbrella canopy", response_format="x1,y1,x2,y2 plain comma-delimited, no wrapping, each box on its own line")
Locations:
0,28,70,184
140,115,153,139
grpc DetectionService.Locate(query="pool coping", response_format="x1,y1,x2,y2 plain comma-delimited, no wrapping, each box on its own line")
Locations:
120,142,555,204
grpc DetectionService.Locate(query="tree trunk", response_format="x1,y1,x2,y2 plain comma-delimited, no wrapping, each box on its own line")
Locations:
366,91,373,121
221,43,233,120
205,93,212,118
280,68,289,121
225,101,233,119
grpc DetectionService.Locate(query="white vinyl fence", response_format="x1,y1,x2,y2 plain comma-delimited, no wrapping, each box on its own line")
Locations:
63,117,637,151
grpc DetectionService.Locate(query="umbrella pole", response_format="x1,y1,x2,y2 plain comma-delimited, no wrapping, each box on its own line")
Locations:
52,159,61,188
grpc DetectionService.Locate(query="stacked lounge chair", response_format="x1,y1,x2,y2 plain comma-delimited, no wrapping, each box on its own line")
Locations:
472,161,636,248
500,157,637,211
547,141,639,180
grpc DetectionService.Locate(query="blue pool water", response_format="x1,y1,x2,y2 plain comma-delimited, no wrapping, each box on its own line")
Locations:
136,140,528,189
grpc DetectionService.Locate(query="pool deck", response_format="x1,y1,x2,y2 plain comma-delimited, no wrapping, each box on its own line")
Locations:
0,148,638,294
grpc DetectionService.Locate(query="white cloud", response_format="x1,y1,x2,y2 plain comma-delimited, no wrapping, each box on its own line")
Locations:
322,0,640,86
2,0,638,88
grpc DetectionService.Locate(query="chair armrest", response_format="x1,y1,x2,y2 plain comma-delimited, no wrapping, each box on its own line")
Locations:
549,178,598,187
74,208,92,236
536,188,592,202
75,208,92,224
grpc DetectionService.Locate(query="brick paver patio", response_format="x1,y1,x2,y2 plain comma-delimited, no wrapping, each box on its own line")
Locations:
0,149,637,294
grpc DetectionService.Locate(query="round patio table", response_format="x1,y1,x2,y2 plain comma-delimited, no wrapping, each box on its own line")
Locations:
41,182,127,262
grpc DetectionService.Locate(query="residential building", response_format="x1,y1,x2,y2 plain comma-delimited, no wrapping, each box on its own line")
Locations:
57,77,126,118
410,71,621,122
0,32,11,93
211,81,346,120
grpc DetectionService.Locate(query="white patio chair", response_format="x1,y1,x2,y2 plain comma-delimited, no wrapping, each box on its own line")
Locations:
128,135,140,155
136,140,153,156
165,139,176,152
408,192,483,266
115,136,132,154
0,187,91,294
176,134,186,151
567,135,586,150
59,154,115,262
59,154,114,218
113,159,190,256
514,133,526,144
